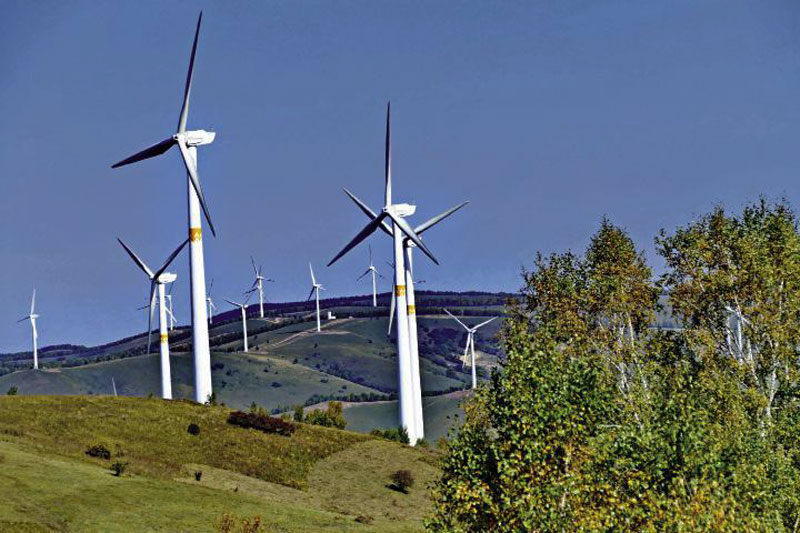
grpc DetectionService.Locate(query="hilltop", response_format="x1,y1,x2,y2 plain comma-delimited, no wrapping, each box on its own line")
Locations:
0,396,441,532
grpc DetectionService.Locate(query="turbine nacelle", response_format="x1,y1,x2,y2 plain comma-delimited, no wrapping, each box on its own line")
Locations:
386,203,416,218
158,272,178,284
173,129,216,147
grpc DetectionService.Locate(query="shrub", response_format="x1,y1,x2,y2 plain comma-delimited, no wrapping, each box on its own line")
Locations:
227,411,295,437
355,515,374,524
218,513,262,533
293,405,304,422
370,427,409,444
187,423,200,436
6,386,17,396
111,461,128,477
390,469,415,493
300,402,347,429
85,444,111,460
195,470,203,481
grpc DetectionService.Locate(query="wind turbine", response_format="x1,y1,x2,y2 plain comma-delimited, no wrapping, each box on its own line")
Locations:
206,278,217,325
307,263,325,332
444,309,497,390
357,245,382,307
328,103,442,445
111,12,216,404
118,237,189,400
224,293,252,352
165,283,176,331
17,289,39,370
247,256,274,318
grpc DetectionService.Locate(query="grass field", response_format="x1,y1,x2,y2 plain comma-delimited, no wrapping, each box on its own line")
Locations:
0,396,439,532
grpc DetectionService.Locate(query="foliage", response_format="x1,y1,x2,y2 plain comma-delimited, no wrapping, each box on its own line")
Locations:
187,423,200,436
194,470,203,481
227,410,296,437
297,401,347,429
218,513,262,533
429,207,800,532
6,386,17,396
370,427,410,444
389,469,415,493
111,461,127,477
85,444,111,460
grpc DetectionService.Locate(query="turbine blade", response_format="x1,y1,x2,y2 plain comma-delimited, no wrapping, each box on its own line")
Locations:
30,289,36,315
178,12,202,133
463,334,471,364
306,286,315,302
117,238,154,278
475,316,499,329
111,137,176,169
176,139,216,236
414,201,470,235
168,282,176,295
208,278,214,295
153,238,190,280
384,102,391,207
309,263,316,285
327,214,387,267
31,319,38,340
17,316,30,323
343,188,393,237
251,256,258,276
388,284,395,336
444,308,469,330
224,298,241,308
147,282,156,355
210,301,217,310
356,269,371,282
386,211,439,265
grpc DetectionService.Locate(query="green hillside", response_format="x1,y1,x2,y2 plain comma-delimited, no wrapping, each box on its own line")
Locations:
0,396,439,532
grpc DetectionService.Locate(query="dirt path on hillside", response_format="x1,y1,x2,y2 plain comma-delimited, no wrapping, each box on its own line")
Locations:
260,318,356,350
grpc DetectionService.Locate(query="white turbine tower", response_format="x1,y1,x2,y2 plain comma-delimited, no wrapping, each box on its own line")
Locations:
307,263,325,332
111,13,216,404
118,237,189,400
328,103,442,445
17,289,39,370
224,294,252,352
248,256,274,319
445,309,497,390
206,278,217,325
357,245,382,307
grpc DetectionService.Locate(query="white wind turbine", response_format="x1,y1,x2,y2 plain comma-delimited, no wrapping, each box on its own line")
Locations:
206,278,217,325
445,309,497,390
247,256,274,318
307,263,325,332
328,103,442,445
357,245,382,307
111,12,216,404
224,293,252,352
17,289,39,370
118,237,189,400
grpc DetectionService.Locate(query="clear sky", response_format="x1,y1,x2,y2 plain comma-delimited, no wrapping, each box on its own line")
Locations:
1,0,800,351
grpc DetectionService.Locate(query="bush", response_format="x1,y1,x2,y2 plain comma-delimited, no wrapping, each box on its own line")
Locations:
355,515,374,524
111,461,128,477
6,386,17,396
195,470,203,481
389,469,415,493
85,444,111,460
227,411,296,437
299,401,347,429
370,427,409,444
218,513,262,533
187,423,200,436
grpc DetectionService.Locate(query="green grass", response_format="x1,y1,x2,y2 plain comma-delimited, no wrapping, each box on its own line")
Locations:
0,352,380,411
0,396,438,532
341,391,470,444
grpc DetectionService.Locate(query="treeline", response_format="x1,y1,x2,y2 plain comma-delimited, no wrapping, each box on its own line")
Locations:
430,200,800,532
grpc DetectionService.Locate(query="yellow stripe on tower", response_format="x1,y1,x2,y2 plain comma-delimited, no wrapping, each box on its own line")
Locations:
160,334,168,344
189,228,202,242
407,304,416,315
395,285,406,297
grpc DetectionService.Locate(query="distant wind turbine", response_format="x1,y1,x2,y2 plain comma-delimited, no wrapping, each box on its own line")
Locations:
247,256,274,319
224,293,252,352
165,283,176,331
356,245,382,307
307,263,325,332
17,289,39,370
206,278,217,325
111,12,216,404
444,309,497,389
118,237,189,400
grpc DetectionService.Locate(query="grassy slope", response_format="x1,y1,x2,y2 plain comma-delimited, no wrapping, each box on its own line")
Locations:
341,391,470,444
0,352,379,411
0,396,438,532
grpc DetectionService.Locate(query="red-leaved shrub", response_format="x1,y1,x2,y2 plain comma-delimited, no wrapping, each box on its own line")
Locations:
227,411,296,436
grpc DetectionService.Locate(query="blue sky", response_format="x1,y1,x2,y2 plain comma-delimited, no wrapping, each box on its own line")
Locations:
2,0,800,351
